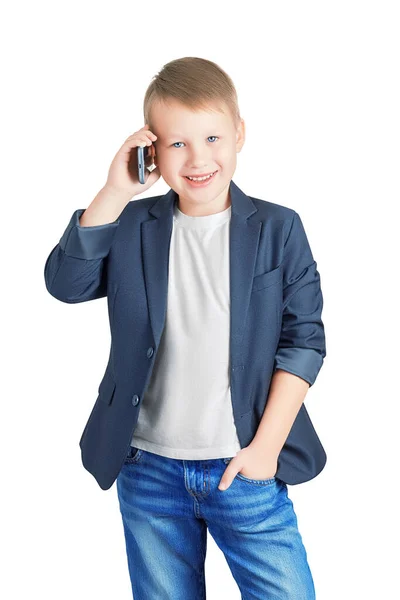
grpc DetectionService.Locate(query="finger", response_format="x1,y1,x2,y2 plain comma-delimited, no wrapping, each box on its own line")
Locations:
126,131,157,143
218,478,231,491
132,137,157,148
124,136,153,148
218,468,236,491
138,130,157,140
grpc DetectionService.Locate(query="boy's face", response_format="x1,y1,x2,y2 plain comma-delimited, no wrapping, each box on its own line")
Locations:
148,98,245,210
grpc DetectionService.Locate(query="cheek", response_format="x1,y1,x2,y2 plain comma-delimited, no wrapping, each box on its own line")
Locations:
217,146,235,164
159,152,181,171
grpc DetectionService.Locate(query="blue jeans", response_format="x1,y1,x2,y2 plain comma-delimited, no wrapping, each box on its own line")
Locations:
116,447,316,599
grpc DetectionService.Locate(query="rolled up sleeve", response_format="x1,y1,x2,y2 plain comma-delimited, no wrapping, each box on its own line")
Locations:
274,211,327,387
44,209,120,303
59,208,120,259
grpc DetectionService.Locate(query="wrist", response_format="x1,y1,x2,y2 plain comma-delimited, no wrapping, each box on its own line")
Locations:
101,184,133,203
249,437,281,459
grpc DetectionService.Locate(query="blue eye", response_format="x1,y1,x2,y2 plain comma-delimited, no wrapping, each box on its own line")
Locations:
171,136,219,148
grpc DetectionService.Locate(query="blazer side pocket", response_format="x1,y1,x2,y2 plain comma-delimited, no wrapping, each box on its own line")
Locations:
98,371,116,406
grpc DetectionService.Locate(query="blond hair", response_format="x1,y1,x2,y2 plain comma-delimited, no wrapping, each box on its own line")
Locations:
143,57,241,128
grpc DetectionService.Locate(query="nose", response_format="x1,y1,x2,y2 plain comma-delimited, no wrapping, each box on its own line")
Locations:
186,144,214,170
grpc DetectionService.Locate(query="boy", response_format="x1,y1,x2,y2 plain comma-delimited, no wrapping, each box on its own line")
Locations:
45,57,326,599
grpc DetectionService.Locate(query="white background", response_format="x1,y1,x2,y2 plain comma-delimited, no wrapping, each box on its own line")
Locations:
2,1,398,598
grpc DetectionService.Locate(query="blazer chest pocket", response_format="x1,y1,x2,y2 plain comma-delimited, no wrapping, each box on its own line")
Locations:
252,264,282,292
98,371,116,406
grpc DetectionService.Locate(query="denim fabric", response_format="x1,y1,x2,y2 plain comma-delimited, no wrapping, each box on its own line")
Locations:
116,447,316,599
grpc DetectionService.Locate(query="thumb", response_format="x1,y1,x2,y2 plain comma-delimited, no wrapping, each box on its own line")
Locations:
218,466,236,491
142,165,161,189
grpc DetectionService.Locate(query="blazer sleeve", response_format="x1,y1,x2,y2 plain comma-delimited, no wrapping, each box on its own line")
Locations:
273,210,327,387
44,209,120,303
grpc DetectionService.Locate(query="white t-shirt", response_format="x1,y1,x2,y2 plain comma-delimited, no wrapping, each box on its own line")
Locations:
130,200,241,459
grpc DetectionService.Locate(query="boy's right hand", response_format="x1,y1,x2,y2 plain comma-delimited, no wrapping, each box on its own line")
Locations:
104,124,161,198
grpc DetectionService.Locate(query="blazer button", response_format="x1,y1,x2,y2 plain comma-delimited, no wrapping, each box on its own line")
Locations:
132,395,140,406
147,347,154,358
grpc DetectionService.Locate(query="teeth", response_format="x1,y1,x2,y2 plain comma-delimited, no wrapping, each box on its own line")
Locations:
187,171,215,181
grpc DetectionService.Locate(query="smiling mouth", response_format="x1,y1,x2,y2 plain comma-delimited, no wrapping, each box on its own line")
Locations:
184,170,218,181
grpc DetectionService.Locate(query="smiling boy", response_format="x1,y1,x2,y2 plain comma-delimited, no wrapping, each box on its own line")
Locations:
146,95,242,217
45,57,326,599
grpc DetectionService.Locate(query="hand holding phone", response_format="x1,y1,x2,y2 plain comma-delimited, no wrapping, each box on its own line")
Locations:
104,124,161,198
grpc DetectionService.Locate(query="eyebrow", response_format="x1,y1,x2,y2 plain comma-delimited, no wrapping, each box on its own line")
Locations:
163,133,189,138
163,132,220,139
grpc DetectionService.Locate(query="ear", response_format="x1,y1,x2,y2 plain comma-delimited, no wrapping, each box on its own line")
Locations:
236,118,245,152
149,142,157,166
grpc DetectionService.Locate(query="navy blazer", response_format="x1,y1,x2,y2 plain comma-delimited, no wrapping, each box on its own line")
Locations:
44,180,327,490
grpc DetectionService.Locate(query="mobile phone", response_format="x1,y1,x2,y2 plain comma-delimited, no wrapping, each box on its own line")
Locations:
137,143,157,184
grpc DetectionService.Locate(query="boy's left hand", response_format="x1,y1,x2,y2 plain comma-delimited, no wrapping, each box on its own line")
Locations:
218,444,278,491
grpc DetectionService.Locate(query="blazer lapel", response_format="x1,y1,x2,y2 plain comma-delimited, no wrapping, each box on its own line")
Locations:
141,180,262,369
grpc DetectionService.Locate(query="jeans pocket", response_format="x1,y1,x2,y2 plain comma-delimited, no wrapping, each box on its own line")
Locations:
223,456,277,486
235,472,277,486
124,446,144,464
